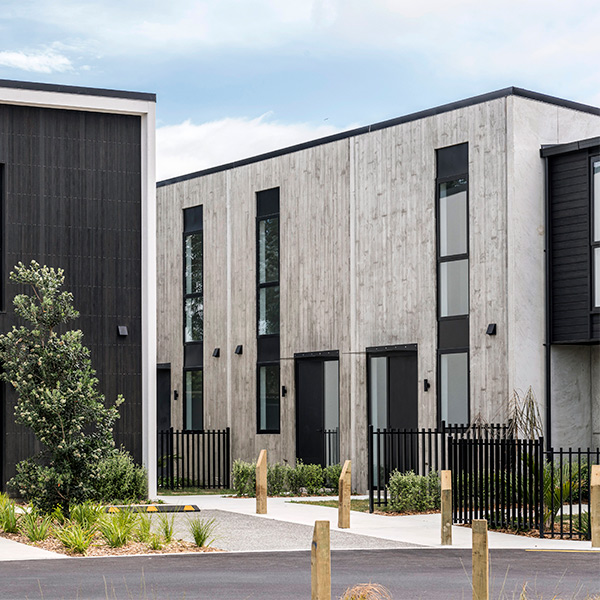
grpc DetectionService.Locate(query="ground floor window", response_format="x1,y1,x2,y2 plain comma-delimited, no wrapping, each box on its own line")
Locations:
439,351,469,425
258,363,280,433
184,369,203,430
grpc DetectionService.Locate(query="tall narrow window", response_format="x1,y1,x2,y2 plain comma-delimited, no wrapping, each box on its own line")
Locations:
183,206,203,430
593,159,600,308
436,143,469,425
256,188,280,433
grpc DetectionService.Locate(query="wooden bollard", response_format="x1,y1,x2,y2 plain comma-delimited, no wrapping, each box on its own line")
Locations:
591,465,600,548
256,449,267,515
472,519,489,600
338,460,351,529
441,470,452,545
311,521,331,600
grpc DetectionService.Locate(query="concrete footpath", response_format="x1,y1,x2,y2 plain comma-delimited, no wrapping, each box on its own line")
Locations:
1,493,598,560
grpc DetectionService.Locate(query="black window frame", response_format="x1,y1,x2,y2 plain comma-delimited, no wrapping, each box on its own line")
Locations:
183,367,203,431
591,155,600,312
435,143,470,428
182,205,204,431
256,188,281,434
0,164,4,313
436,174,470,320
256,361,280,434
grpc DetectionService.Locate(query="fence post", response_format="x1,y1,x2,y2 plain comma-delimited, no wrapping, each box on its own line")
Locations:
338,460,351,529
256,449,267,515
472,519,489,600
591,465,600,548
311,521,331,600
441,469,452,545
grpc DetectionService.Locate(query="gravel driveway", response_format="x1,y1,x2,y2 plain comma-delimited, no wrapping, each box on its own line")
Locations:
162,509,422,552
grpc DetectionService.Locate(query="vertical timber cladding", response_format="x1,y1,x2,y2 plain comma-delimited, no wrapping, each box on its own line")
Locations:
547,145,600,343
0,103,143,486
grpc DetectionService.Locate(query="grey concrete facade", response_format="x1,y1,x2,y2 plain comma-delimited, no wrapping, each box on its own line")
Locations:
157,89,600,490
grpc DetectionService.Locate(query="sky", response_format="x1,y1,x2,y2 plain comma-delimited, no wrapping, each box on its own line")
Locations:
1,0,599,181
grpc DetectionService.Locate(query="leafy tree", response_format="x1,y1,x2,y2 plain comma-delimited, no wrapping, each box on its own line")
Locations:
0,261,143,512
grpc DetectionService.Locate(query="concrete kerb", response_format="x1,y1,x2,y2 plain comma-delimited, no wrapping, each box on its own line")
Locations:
156,493,600,551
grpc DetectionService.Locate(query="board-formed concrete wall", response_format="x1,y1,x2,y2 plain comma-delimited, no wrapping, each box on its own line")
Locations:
157,90,600,489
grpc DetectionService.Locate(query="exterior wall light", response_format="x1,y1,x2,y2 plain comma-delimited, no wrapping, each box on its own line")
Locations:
212,348,220,357
235,345,243,355
486,323,497,336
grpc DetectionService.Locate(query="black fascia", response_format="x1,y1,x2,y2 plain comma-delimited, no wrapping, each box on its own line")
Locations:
157,87,600,188
0,78,156,102
294,350,340,359
541,136,600,157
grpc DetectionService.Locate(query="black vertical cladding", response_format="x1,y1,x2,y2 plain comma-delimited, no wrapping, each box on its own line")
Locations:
547,147,599,343
0,104,143,487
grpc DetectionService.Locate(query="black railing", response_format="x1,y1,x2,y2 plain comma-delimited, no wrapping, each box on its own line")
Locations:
324,428,339,466
368,422,510,511
157,428,231,490
449,437,543,532
541,447,600,540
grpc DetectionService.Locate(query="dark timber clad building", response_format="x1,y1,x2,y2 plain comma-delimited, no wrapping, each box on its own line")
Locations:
0,80,157,495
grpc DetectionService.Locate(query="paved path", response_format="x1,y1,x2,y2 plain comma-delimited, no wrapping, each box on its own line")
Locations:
0,549,598,600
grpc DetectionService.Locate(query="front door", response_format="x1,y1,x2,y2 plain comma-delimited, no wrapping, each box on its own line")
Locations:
156,365,171,432
368,346,418,475
295,353,339,466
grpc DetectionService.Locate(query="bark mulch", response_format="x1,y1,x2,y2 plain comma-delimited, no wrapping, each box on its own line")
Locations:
0,531,224,557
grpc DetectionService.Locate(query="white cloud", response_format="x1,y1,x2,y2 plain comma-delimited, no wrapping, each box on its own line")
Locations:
156,114,346,181
0,49,73,73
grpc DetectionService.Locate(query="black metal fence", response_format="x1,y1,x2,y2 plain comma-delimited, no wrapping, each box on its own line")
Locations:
157,428,231,490
449,437,543,532
540,447,600,540
368,422,510,511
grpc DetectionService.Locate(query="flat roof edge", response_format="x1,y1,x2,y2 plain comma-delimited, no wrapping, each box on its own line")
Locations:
0,78,156,102
158,86,600,187
541,135,600,157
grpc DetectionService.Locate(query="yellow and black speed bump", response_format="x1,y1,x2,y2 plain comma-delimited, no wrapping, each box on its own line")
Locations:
104,504,200,513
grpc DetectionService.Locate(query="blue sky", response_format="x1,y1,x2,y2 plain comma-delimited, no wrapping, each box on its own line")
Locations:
1,0,599,180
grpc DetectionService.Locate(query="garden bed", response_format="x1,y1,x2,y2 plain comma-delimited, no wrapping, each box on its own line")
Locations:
0,531,223,557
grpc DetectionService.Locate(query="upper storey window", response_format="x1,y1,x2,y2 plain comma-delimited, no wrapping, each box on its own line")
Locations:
184,206,203,342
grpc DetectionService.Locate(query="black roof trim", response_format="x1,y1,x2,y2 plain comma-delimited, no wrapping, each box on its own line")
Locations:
541,136,600,157
0,78,156,102
157,86,600,187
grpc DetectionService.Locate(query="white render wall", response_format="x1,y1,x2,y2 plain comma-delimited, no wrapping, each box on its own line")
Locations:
506,97,600,435
157,93,600,490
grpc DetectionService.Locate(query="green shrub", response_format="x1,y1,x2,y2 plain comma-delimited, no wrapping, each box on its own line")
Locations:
267,463,291,496
0,502,20,533
94,450,148,503
188,517,217,547
54,522,95,554
287,461,324,495
98,511,138,548
232,460,256,497
323,464,342,492
69,502,104,531
149,532,163,550
19,509,52,542
387,470,441,513
0,493,9,512
136,513,152,543
158,514,175,544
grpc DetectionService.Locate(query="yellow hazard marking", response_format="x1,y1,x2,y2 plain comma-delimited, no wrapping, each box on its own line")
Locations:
108,506,120,513
146,505,159,512
183,505,195,511
525,549,600,553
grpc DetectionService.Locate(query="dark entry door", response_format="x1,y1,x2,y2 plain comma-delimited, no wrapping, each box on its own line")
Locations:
156,365,171,432
368,346,418,475
296,354,339,466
